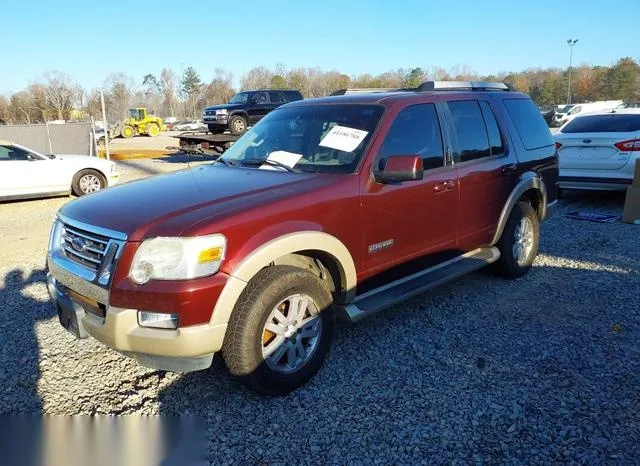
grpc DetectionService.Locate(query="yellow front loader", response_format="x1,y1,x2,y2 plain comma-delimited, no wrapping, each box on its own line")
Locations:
118,108,165,138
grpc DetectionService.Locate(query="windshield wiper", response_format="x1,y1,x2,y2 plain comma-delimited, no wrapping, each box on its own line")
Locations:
215,157,236,167
240,159,300,173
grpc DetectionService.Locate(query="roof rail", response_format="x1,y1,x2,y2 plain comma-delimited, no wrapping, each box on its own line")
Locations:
330,88,404,96
416,81,516,92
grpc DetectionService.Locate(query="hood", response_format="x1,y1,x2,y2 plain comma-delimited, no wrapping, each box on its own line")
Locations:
59,164,332,241
203,103,243,112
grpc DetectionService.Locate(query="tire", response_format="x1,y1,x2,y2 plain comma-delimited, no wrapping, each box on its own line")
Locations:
121,125,135,138
222,265,334,395
208,124,225,134
228,115,247,135
72,169,106,196
492,201,539,279
147,123,160,137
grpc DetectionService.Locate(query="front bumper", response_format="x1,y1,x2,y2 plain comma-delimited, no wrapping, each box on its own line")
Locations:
202,114,228,125
47,255,228,372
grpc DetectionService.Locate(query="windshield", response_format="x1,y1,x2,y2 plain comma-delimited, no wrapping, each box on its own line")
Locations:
229,93,249,104
128,109,143,120
220,104,384,173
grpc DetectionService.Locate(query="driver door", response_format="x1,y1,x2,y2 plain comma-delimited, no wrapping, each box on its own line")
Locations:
247,91,271,124
0,145,57,198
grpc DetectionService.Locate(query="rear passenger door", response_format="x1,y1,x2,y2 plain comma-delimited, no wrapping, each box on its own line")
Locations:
268,91,286,109
361,103,458,273
443,99,516,250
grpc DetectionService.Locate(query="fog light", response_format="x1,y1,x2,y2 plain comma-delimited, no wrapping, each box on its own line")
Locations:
138,311,178,329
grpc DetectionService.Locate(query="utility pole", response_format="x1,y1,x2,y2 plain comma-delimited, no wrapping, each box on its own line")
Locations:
100,90,110,160
566,39,578,105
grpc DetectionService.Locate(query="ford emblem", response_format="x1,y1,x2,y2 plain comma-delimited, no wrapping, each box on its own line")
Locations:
71,237,88,253
583,139,592,143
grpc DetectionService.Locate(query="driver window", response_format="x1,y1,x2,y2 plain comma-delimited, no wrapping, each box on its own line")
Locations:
253,92,268,104
0,145,32,161
379,104,444,171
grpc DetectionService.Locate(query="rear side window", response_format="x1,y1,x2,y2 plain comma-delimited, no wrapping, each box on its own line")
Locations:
379,103,444,170
479,101,504,155
268,91,284,103
283,91,303,102
503,99,553,150
562,114,640,133
447,100,491,162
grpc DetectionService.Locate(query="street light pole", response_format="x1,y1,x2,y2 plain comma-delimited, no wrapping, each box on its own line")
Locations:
566,38,578,105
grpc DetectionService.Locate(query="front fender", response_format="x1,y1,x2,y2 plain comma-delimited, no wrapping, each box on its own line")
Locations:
210,231,357,328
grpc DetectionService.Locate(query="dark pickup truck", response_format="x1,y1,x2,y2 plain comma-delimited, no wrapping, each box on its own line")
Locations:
202,89,303,134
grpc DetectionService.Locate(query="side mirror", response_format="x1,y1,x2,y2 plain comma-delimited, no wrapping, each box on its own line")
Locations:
374,155,424,183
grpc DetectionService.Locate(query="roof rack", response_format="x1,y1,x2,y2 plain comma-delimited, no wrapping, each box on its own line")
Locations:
330,88,404,96
416,81,515,92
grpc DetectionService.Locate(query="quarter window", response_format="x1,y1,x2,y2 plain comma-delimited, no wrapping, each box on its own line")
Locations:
503,98,553,150
479,101,504,155
447,100,491,162
379,104,445,171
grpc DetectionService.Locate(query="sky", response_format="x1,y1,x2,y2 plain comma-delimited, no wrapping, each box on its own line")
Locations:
2,0,639,94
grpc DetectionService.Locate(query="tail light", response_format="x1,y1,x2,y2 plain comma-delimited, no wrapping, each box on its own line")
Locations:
555,142,562,150
614,139,640,152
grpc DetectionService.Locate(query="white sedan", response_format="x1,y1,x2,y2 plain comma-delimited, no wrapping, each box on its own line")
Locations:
553,109,640,191
0,140,119,201
173,120,206,132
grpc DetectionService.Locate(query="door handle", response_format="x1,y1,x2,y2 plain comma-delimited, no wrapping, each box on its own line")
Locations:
502,163,518,174
433,179,456,193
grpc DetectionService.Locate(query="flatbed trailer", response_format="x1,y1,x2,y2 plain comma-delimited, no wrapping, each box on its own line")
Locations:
172,131,241,156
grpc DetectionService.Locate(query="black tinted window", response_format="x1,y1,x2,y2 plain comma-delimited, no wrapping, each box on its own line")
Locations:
448,100,490,162
268,91,284,103
562,114,640,133
479,101,504,155
252,92,268,104
379,104,444,170
283,91,303,102
503,98,553,150
0,146,30,161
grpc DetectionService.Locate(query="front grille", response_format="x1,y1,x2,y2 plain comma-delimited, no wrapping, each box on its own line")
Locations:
205,110,215,116
61,223,110,272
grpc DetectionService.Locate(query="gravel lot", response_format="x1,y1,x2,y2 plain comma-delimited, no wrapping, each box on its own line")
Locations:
1,160,639,464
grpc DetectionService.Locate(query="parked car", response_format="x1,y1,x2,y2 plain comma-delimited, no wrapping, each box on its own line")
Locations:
0,140,119,201
554,109,640,191
202,89,303,135
552,101,623,127
538,105,556,126
47,81,557,394
173,120,206,132
617,102,640,109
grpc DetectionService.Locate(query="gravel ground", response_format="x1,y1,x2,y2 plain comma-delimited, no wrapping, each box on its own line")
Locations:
1,166,639,464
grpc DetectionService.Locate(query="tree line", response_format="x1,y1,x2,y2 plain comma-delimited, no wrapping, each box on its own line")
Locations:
1,58,638,125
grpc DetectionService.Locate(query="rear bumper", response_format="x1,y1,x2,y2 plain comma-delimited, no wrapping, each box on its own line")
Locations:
47,256,228,372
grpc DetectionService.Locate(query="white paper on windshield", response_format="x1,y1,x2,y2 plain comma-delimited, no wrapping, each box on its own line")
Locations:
258,150,303,170
319,125,368,152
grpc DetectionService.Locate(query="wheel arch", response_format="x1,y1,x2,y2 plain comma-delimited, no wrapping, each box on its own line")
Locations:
491,172,547,246
210,231,356,328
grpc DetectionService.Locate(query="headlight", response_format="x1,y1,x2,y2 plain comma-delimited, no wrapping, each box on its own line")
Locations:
215,109,228,115
129,234,226,284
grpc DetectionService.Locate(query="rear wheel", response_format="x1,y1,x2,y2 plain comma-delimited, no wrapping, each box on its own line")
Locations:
72,169,106,196
228,115,247,135
493,201,539,278
121,125,135,138
222,266,334,395
147,123,160,137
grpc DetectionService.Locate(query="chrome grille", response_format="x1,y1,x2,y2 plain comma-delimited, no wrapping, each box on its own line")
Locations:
61,223,110,272
205,110,215,115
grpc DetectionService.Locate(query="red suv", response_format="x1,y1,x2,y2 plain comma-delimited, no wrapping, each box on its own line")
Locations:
47,81,558,394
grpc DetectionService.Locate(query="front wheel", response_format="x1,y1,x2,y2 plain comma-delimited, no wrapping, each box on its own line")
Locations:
121,125,135,138
222,266,334,395
492,201,540,279
228,115,247,135
72,169,106,196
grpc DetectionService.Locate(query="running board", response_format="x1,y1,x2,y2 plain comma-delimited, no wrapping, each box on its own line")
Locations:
340,247,500,323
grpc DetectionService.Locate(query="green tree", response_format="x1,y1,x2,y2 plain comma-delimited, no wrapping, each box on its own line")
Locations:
603,58,639,100
181,67,202,118
403,67,424,88
270,75,288,89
